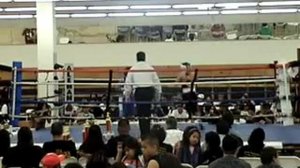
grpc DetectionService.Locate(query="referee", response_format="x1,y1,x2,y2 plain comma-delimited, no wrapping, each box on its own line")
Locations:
124,51,161,135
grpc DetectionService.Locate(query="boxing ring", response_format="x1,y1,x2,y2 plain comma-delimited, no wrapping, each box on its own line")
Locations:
5,61,300,151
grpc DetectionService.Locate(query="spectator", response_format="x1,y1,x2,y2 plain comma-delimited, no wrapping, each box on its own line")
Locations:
216,120,230,145
0,99,8,124
257,147,283,168
2,127,44,168
78,125,106,158
238,128,265,157
43,122,77,157
116,137,143,168
255,103,274,124
86,150,110,168
106,119,133,158
202,132,223,164
221,111,234,128
65,163,84,168
111,162,127,168
168,104,189,119
34,102,51,130
150,124,173,154
164,117,183,147
142,135,181,168
0,129,10,157
176,126,203,167
259,23,273,36
41,153,63,168
209,134,251,168
165,33,174,42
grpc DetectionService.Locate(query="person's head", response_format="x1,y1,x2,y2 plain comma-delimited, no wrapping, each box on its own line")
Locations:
150,124,166,145
37,102,49,110
64,163,83,168
84,125,105,153
166,117,177,129
182,126,201,147
65,104,73,112
41,153,62,168
141,135,160,158
222,134,239,155
176,104,184,113
205,131,221,151
17,126,33,146
221,112,234,128
260,147,278,165
51,122,64,137
0,129,10,156
262,23,268,27
86,150,110,168
117,118,130,135
136,51,146,62
124,137,142,160
181,62,191,72
248,128,265,149
216,120,230,135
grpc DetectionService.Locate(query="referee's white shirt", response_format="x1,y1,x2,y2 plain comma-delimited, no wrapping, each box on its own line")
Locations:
124,61,161,99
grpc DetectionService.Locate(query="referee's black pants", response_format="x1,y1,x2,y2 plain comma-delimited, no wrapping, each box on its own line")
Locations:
134,87,155,136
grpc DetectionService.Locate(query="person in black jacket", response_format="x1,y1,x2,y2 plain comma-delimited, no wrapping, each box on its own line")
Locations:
238,128,265,157
0,129,10,157
202,131,223,164
3,127,44,168
150,124,173,154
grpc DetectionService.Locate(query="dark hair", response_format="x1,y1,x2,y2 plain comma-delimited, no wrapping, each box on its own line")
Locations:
51,122,63,136
136,52,146,62
86,150,110,168
124,137,142,161
118,118,129,128
150,124,166,144
0,129,10,157
205,131,221,151
182,126,201,147
36,102,49,111
81,125,105,154
222,134,238,154
166,117,177,129
142,134,159,147
65,163,83,168
111,162,127,168
260,147,278,165
17,127,33,147
222,112,234,128
248,128,265,151
216,120,230,135
262,23,268,27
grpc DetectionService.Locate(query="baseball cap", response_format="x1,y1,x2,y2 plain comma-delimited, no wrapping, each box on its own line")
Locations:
41,153,65,168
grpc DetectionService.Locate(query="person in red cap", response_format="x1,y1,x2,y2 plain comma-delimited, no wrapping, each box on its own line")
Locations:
41,153,64,168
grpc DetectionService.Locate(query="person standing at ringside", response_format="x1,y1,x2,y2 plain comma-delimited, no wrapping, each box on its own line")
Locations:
125,51,161,135
177,62,198,118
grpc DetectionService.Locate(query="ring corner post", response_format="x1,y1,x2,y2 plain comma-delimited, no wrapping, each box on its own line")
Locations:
12,61,22,127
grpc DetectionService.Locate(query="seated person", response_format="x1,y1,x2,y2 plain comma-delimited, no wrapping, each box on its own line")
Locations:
62,104,77,124
86,150,110,168
43,122,77,157
202,131,223,164
77,106,95,125
254,103,274,124
164,117,183,147
2,127,44,168
142,135,181,168
238,128,265,157
33,102,51,130
0,100,8,124
256,147,283,168
0,129,10,157
150,124,173,154
240,103,256,123
41,153,63,168
168,104,189,119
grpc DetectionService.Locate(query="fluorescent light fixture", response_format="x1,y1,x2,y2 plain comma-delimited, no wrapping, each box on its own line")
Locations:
71,13,107,18
0,15,33,19
183,11,219,15
216,2,257,9
0,0,12,2
260,8,297,13
260,1,300,6
55,6,87,11
14,0,59,2
108,13,144,17
0,8,3,12
55,14,70,18
4,7,36,12
172,4,214,10
146,11,182,16
221,10,258,14
88,6,129,10
130,5,171,9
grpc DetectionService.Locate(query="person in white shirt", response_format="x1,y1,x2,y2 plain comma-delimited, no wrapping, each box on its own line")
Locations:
164,117,183,147
169,104,189,119
0,102,8,124
124,51,161,135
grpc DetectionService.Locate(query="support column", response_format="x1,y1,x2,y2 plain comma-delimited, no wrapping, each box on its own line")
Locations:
36,1,56,99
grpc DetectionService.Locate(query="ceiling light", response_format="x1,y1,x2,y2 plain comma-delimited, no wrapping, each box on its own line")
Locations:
88,6,129,10
108,13,144,17
260,8,298,13
216,2,258,9
55,6,87,11
0,0,12,2
221,10,258,14
130,5,171,9
55,14,70,18
260,1,300,6
0,8,3,12
183,11,219,15
71,13,107,18
4,7,36,12
0,15,33,19
145,11,182,16
172,4,214,10
14,0,59,2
